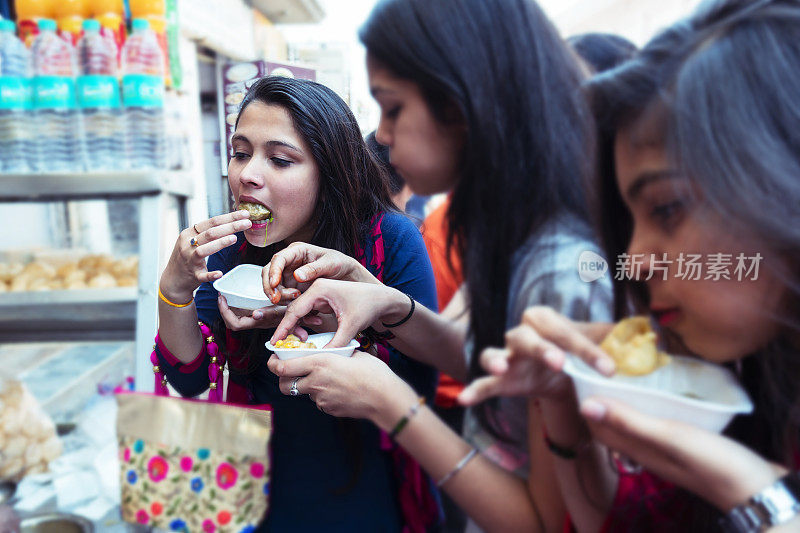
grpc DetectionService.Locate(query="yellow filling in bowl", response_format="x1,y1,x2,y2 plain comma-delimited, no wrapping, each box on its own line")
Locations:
273,334,317,350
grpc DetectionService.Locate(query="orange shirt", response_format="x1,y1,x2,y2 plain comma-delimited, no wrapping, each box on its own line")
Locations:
421,199,465,407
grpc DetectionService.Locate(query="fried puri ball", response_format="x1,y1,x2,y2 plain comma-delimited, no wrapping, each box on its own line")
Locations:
600,317,671,376
237,202,272,222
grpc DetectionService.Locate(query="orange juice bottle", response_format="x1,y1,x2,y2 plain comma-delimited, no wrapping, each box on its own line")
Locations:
128,0,169,84
15,0,52,47
91,0,126,60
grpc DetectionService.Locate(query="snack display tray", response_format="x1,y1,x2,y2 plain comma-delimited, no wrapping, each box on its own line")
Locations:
0,171,193,202
0,169,194,391
0,288,137,343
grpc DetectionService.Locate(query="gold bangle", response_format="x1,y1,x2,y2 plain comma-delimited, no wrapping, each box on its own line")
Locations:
158,286,193,308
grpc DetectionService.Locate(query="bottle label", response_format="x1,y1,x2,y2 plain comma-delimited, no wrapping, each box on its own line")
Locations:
0,77,30,110
77,75,121,109
33,76,76,110
122,74,164,108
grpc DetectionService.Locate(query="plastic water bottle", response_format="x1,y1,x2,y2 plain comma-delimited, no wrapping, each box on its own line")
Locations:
0,20,32,173
31,18,80,172
77,18,122,172
121,18,165,170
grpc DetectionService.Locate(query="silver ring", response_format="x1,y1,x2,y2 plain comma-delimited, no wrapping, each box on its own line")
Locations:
193,223,200,234
289,377,300,396
189,237,199,247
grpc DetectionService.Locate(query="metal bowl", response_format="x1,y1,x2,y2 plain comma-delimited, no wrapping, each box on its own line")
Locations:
20,512,93,533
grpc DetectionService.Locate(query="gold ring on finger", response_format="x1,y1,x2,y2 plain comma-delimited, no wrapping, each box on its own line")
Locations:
190,237,200,247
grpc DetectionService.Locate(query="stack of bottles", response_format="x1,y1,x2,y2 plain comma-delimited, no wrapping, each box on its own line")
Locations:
0,0,168,173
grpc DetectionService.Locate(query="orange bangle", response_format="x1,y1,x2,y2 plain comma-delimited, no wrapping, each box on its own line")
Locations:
158,286,193,308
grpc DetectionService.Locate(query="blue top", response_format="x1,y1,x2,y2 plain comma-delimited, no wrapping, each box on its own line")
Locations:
158,211,439,532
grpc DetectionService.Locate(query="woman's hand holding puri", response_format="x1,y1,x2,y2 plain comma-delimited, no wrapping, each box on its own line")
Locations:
159,210,252,303
459,307,615,405
270,279,409,349
263,242,380,303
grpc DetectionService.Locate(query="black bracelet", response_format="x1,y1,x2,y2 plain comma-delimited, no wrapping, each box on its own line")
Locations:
544,434,578,460
382,293,415,329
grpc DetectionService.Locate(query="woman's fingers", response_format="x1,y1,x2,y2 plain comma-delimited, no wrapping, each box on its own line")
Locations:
578,397,777,510
458,375,505,406
323,317,360,349
218,295,276,331
192,210,250,235
268,353,322,379
271,292,318,342
480,347,511,375
581,398,674,460
292,255,346,283
193,234,239,261
505,324,565,372
218,295,256,331
303,314,323,326
251,305,285,322
266,243,321,288
267,286,301,305
292,326,309,340
196,270,223,284
198,218,251,245
522,307,615,375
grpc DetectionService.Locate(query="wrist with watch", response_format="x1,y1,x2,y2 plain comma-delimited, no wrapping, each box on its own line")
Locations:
720,471,800,532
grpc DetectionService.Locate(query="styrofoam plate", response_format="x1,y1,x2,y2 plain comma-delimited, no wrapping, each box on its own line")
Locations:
266,332,360,360
212,264,273,311
563,354,753,433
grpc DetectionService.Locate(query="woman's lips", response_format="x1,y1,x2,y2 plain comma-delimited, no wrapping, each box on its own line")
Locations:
652,308,681,327
250,219,271,229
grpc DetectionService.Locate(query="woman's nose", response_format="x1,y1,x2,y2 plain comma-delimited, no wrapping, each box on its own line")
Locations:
625,228,661,281
375,119,392,148
239,159,265,188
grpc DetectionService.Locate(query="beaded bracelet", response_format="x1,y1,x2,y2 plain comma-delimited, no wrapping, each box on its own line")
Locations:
389,396,425,439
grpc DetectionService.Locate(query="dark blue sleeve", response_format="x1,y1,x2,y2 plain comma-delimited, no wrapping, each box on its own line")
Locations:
372,212,439,401
159,233,243,397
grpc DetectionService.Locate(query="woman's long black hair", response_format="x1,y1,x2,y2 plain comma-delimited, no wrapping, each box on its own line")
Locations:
360,0,594,422
216,76,396,492
588,0,800,528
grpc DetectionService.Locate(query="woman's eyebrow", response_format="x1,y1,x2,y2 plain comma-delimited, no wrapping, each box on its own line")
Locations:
266,140,302,153
626,170,680,201
370,86,397,98
230,133,249,144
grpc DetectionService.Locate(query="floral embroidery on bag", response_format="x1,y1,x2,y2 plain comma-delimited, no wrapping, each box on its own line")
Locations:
119,436,269,532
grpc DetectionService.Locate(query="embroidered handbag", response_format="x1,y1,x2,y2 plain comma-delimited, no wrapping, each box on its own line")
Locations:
115,392,272,533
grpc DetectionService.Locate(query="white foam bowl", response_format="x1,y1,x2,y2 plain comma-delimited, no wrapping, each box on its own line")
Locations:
563,354,753,433
266,332,360,360
212,264,273,310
